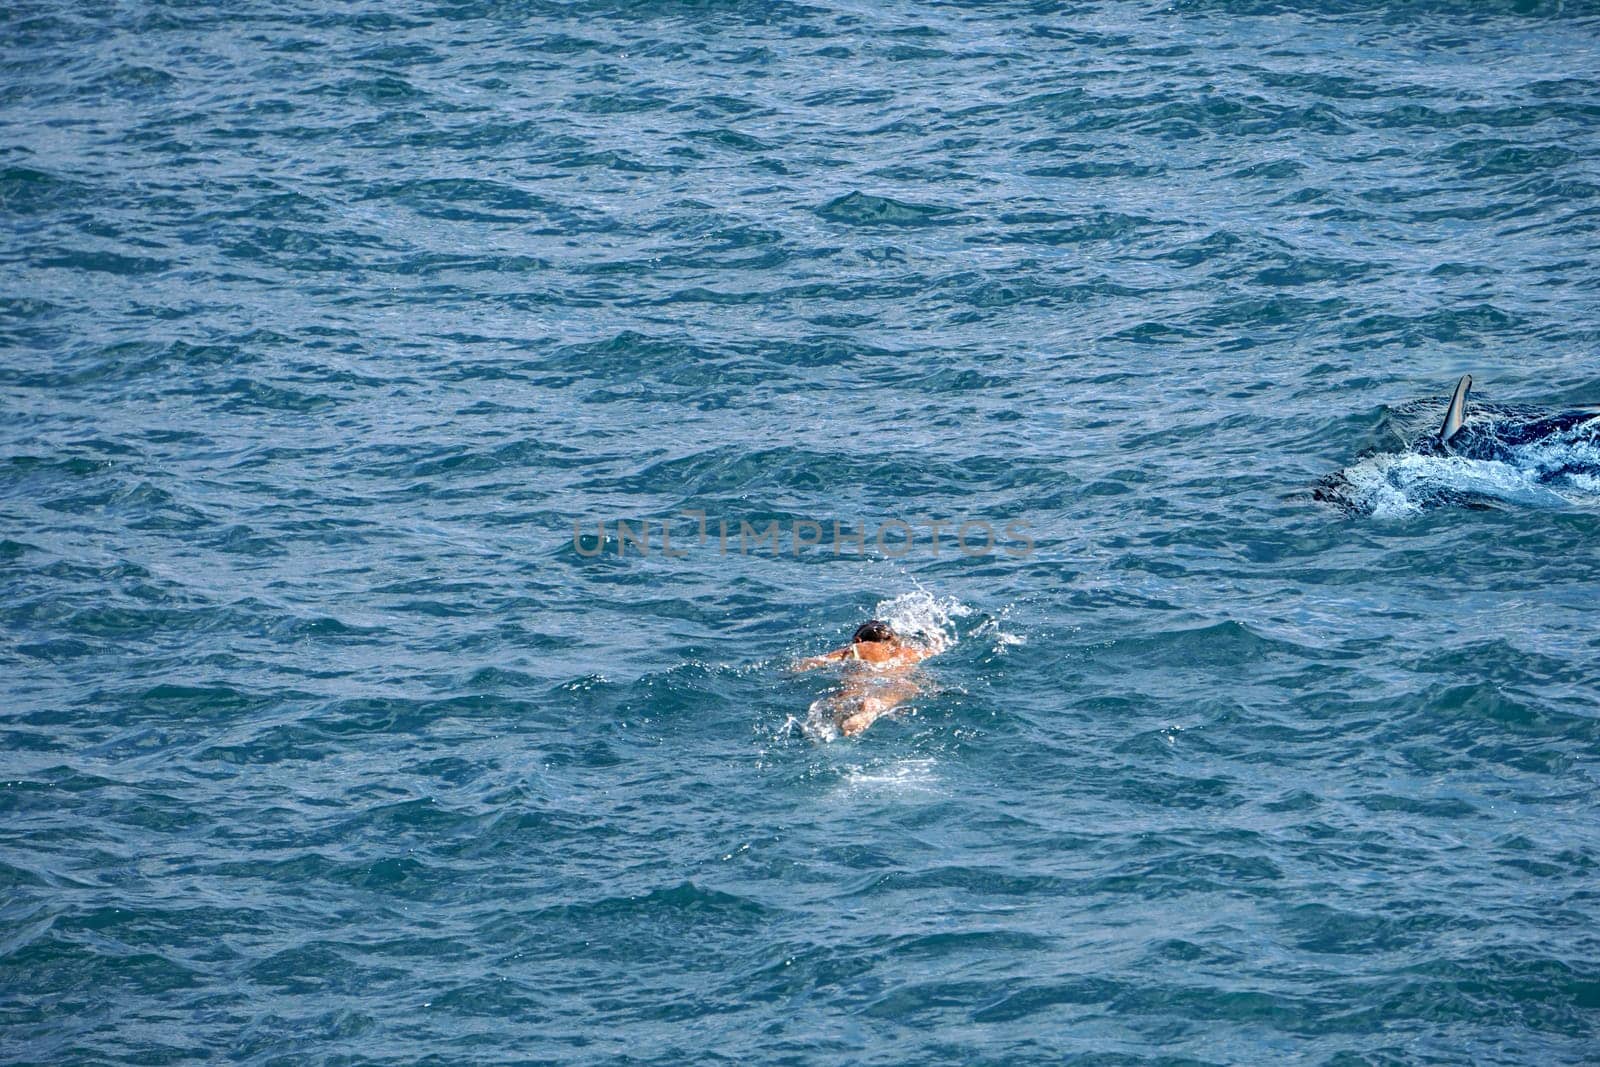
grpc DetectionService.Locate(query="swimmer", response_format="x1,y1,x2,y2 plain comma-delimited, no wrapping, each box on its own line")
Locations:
794,620,938,736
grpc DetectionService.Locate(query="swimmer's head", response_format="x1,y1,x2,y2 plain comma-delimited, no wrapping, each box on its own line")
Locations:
852,620,895,644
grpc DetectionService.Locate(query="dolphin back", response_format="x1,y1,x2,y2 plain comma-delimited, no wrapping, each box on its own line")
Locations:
1439,374,1472,444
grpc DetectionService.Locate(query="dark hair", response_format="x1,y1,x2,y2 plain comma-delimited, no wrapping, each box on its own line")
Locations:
852,620,895,644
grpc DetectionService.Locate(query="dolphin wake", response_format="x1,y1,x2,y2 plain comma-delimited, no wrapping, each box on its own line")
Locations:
1320,387,1600,516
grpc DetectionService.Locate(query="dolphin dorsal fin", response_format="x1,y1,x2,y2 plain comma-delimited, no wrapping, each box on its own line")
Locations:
1440,374,1472,443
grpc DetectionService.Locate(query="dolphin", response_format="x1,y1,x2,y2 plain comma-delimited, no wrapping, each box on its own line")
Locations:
1317,375,1600,514
1439,373,1471,446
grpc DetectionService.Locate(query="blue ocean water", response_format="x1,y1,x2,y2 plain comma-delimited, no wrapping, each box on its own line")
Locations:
4,1,1600,1062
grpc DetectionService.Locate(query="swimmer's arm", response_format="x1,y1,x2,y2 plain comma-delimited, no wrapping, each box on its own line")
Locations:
837,679,919,735
793,647,849,671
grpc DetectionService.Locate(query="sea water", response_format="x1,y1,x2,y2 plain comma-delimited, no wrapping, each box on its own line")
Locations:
3,2,1599,1063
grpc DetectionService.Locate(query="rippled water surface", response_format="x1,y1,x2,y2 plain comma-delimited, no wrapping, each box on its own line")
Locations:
4,1,1600,1063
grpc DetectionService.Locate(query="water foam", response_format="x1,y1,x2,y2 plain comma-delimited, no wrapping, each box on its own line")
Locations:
838,757,940,795
1334,417,1600,517
870,589,969,655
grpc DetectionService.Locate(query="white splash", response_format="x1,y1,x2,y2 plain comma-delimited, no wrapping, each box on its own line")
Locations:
972,608,1025,655
801,697,842,743
1337,449,1600,518
870,589,968,654
839,757,940,794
